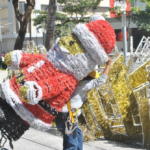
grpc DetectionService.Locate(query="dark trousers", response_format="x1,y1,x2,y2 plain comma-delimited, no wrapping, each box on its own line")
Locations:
55,114,83,150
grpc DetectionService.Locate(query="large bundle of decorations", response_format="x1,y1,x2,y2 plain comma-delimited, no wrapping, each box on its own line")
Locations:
80,36,150,149
0,17,116,149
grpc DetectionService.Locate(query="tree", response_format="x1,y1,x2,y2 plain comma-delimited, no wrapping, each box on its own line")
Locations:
45,0,57,50
33,0,102,48
132,2,150,32
12,0,35,49
109,0,146,51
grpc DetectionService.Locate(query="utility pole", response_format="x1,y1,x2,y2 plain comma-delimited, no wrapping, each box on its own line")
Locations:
122,1,128,66
0,18,2,69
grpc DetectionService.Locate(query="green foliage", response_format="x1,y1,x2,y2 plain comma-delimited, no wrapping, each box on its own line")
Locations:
33,0,102,38
61,0,101,17
33,10,68,30
2,61,7,69
109,0,149,31
132,5,150,31
33,10,48,27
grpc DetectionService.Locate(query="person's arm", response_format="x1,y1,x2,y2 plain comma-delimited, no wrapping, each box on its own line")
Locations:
82,56,112,90
103,56,112,75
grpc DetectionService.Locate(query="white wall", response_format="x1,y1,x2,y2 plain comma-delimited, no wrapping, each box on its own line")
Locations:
1,40,7,53
1,36,43,53
99,0,110,7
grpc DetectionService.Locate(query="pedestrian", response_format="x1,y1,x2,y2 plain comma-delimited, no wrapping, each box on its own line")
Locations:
55,56,112,150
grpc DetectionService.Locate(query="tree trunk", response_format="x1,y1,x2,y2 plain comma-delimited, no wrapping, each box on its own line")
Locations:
45,0,56,51
14,23,27,49
12,0,35,50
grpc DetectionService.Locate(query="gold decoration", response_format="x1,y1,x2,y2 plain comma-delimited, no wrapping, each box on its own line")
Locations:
139,98,150,149
51,120,56,127
16,70,25,84
58,34,86,55
19,86,29,103
4,51,13,66
83,89,112,138
129,61,150,89
82,54,143,142
129,83,149,124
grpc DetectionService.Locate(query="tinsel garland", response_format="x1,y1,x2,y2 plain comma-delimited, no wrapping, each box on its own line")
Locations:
9,77,54,124
17,59,78,103
7,58,78,126
129,83,149,124
58,34,86,55
81,54,144,142
4,51,12,66
19,53,46,68
129,60,150,89
86,20,116,54
139,98,150,149
84,89,112,138
108,54,142,135
4,51,46,69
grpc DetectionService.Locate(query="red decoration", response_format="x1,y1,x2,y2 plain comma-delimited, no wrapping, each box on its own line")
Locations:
118,31,128,41
9,57,78,124
110,0,116,18
109,0,131,18
86,20,116,54
20,53,46,68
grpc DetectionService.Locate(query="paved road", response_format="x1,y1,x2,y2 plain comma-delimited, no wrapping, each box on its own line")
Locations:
2,128,145,150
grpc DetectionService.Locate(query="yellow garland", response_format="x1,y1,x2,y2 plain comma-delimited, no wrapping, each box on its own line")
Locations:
129,61,150,89
139,98,150,148
34,44,38,54
4,51,13,66
58,34,86,55
83,89,112,138
16,71,25,84
129,83,149,124
19,86,29,103
108,54,142,135
82,54,143,141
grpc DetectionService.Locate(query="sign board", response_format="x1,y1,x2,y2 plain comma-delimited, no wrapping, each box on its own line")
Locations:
114,1,126,11
110,0,130,18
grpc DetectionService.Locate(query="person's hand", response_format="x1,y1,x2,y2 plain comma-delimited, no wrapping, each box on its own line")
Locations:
106,56,112,66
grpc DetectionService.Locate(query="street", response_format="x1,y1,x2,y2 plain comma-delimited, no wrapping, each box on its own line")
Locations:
3,128,145,150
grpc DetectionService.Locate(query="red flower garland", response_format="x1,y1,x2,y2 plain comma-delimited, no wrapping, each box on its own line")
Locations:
86,20,116,54
19,53,46,68
9,58,78,125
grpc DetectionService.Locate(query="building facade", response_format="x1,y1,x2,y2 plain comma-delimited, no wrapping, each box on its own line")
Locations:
0,0,49,54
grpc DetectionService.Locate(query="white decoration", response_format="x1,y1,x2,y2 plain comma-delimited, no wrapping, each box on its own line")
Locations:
27,60,45,73
25,81,43,105
73,24,108,66
89,14,105,22
10,50,22,70
47,38,96,80
27,66,35,73
2,80,51,131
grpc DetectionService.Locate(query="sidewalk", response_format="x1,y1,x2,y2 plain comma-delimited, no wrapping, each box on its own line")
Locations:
3,128,145,150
